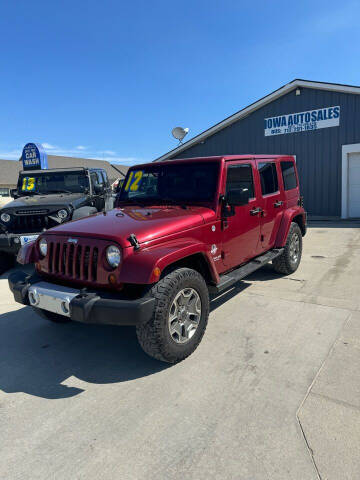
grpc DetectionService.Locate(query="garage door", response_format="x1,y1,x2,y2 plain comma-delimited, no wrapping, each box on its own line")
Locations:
349,153,360,218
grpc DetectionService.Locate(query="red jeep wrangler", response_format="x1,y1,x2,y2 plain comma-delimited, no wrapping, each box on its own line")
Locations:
9,156,306,363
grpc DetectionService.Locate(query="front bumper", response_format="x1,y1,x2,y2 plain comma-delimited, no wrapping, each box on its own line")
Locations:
0,232,40,255
8,270,155,326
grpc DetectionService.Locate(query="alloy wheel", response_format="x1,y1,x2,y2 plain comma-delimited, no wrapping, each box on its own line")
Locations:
289,232,300,264
168,288,202,344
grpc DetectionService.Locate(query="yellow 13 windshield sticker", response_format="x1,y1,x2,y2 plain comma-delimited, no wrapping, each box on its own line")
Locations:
21,177,36,191
124,170,143,192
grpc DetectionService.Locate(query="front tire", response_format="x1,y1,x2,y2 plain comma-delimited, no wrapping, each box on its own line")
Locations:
272,222,302,274
32,307,71,323
136,268,210,363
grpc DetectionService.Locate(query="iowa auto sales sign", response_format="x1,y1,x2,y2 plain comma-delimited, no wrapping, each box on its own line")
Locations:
264,106,340,136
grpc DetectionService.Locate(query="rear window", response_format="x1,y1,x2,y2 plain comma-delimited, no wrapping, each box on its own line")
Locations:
281,161,297,190
258,162,278,195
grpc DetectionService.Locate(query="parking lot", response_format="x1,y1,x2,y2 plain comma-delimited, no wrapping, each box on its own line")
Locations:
1,221,359,480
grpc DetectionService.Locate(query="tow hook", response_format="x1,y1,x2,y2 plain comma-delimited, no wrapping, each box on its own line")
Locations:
128,233,141,251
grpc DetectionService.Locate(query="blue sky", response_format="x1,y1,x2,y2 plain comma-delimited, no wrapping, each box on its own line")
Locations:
0,0,359,165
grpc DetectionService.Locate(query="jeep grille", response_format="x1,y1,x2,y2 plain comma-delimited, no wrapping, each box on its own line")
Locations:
16,209,49,215
10,214,50,233
48,239,99,282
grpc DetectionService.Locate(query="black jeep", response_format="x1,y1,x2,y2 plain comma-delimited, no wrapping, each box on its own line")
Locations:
0,167,114,273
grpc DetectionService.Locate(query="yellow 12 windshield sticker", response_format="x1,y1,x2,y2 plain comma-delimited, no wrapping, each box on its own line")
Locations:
21,177,36,191
124,170,143,192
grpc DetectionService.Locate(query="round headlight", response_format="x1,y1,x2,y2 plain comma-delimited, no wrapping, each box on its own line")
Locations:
58,209,68,220
106,245,121,268
0,213,10,223
39,238,48,257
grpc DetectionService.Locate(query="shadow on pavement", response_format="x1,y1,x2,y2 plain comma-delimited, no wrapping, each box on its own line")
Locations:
0,266,275,401
0,263,34,281
245,264,284,282
0,306,169,400
210,282,251,311
308,220,360,229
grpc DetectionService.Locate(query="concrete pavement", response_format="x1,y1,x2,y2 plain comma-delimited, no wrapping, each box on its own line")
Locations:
298,311,360,480
0,222,359,479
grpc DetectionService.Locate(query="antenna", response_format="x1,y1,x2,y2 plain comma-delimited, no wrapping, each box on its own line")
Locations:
171,127,189,144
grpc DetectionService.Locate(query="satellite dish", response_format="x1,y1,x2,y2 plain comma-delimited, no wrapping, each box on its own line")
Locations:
172,127,189,143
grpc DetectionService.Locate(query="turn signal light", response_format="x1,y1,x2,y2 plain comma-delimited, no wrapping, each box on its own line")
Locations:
153,267,161,278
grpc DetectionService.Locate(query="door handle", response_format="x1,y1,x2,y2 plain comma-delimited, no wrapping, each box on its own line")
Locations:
250,207,262,216
273,200,283,208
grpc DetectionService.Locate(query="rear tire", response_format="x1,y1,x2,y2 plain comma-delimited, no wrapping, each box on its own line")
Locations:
0,251,15,275
136,268,209,363
32,307,71,323
272,222,302,275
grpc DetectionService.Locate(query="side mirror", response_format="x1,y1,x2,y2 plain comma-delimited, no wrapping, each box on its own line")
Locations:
10,189,18,198
94,184,104,195
226,188,250,206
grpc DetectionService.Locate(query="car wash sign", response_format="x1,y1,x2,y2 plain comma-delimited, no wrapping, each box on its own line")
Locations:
264,106,340,137
22,143,48,170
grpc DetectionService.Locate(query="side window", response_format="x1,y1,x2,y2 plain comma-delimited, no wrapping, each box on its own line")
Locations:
281,161,297,190
258,162,278,195
96,171,104,186
101,171,109,185
90,172,98,189
226,164,255,199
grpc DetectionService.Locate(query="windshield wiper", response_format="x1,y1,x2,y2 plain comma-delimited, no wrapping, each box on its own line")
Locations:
45,189,74,194
119,197,189,209
119,198,147,208
156,198,188,209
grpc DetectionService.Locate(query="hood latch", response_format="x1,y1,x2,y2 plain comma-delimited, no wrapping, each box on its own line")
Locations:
128,233,141,251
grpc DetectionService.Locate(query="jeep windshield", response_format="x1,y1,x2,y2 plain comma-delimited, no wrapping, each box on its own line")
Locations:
17,171,90,196
118,162,219,205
